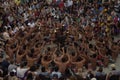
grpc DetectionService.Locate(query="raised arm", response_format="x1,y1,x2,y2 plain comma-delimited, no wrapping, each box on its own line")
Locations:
26,55,38,61
40,41,46,49
71,57,85,65
53,56,61,65
72,43,78,57
65,52,71,64
53,48,57,57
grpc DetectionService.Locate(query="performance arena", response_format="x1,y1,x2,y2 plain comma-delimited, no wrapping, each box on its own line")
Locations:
0,0,120,80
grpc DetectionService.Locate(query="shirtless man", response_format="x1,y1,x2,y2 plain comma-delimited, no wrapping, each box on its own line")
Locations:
26,54,38,67
71,55,86,71
53,47,65,62
16,47,27,64
54,48,71,73
40,46,54,69
26,46,41,67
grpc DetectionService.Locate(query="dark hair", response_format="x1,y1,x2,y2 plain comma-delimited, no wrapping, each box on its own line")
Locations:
74,42,78,47
44,56,48,60
29,65,36,72
18,49,22,55
98,67,103,72
87,71,94,79
114,42,117,45
54,66,59,72
47,47,51,51
39,74,46,80
52,74,58,79
23,45,26,50
71,52,75,56
35,43,40,48
76,57,82,62
0,53,3,58
65,68,71,77
19,31,25,37
28,53,33,57
10,72,15,76
10,44,16,49
10,60,14,64
61,57,66,63
41,66,46,72
26,73,33,80
89,44,93,48
30,48,34,53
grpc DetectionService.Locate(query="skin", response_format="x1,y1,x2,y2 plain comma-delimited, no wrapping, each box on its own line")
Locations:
1,1,120,77
26,54,38,67
111,44,120,60
53,48,65,62
16,48,26,64
54,48,71,73
71,56,86,70
69,44,78,62
41,53,53,70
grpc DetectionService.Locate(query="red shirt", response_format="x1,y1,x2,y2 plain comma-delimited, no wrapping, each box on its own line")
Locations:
59,1,64,9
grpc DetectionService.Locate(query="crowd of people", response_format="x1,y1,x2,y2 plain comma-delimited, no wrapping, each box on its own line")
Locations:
0,0,120,80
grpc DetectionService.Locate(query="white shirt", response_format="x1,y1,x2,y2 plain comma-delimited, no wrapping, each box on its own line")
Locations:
8,16,14,23
3,32,10,40
67,0,73,7
51,71,62,78
28,22,35,28
23,12,29,21
8,64,17,73
46,0,52,4
79,33,82,39
65,16,69,25
11,27,19,34
17,67,28,78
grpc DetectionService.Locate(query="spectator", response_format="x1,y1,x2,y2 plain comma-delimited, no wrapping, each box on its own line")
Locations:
95,67,106,80
51,66,62,79
16,62,29,79
8,71,18,80
86,70,94,80
106,64,120,80
8,60,17,73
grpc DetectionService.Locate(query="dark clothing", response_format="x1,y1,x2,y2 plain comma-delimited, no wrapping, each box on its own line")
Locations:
109,70,120,80
95,72,106,80
0,60,10,77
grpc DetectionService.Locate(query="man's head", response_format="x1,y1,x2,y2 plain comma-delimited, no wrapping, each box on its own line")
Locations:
10,71,15,77
71,52,75,56
54,66,59,72
41,66,46,72
98,67,103,72
47,47,51,51
61,57,67,63
0,53,3,58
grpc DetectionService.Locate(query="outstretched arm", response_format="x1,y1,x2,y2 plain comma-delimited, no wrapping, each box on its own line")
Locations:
54,57,60,65
66,50,71,64
53,48,57,57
